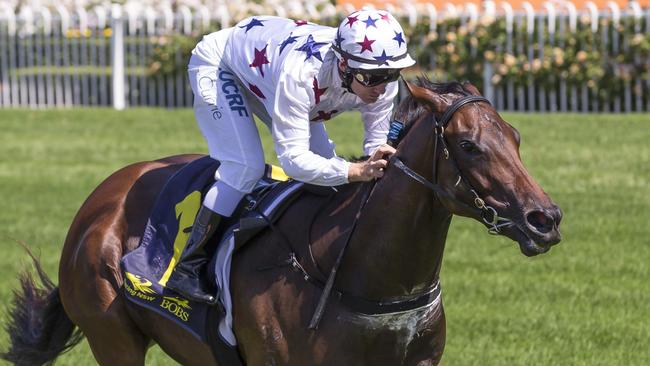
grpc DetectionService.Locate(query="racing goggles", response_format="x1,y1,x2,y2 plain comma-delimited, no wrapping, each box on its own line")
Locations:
351,69,401,87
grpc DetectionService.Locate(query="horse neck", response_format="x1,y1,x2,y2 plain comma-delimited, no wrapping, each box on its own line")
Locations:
337,116,452,299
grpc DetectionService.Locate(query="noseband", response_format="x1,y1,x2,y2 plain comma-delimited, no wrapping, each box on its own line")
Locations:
390,95,514,235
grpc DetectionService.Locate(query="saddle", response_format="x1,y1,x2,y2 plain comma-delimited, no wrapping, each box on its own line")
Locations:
119,156,333,364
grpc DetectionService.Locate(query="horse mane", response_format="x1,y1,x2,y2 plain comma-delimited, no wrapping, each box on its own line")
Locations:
415,77,471,96
393,77,473,136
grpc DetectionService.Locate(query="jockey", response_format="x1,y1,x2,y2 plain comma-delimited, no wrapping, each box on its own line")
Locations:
166,9,416,304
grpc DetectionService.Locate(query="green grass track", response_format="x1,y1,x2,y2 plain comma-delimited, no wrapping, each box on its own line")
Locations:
0,109,648,365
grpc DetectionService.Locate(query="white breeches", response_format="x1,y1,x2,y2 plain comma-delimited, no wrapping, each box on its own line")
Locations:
190,64,266,194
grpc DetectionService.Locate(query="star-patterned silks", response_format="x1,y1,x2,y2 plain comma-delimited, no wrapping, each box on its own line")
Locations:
239,18,265,33
249,45,270,77
189,15,409,187
248,83,266,99
379,12,390,22
357,36,375,53
310,110,338,122
393,31,405,47
312,78,327,104
345,15,358,28
334,31,344,47
373,50,392,66
363,16,378,28
279,32,299,55
297,35,327,62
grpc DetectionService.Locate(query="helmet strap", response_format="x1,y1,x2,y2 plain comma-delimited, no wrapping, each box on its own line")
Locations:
338,59,355,94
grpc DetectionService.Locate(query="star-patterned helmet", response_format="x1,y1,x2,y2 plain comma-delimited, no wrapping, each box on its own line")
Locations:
333,9,416,70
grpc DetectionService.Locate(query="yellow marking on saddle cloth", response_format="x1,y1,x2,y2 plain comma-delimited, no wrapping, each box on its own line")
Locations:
269,164,289,181
159,168,284,287
162,296,192,310
125,272,156,294
159,190,202,286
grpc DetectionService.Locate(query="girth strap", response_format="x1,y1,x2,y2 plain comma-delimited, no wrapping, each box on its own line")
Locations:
335,281,441,315
283,251,442,315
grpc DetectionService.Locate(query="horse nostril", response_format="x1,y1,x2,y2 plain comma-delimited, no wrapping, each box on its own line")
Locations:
526,210,555,234
552,206,563,225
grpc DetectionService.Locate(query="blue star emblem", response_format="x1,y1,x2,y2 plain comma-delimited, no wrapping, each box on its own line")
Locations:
393,31,405,47
363,16,378,28
296,35,327,62
373,50,392,66
239,18,265,33
279,33,299,55
334,30,344,47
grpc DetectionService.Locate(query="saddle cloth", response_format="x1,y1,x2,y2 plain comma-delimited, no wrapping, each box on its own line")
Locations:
120,156,303,346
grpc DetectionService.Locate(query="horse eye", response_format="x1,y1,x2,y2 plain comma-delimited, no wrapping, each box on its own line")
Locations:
459,140,478,153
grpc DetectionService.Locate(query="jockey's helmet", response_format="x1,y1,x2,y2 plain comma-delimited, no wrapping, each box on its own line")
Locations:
332,9,416,71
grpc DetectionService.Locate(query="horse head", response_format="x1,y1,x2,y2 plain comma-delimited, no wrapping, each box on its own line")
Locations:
393,78,562,256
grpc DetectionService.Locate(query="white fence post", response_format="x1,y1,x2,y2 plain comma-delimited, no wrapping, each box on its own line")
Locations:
178,5,193,107
628,1,643,112
501,1,515,111
111,4,125,110
96,6,110,106
544,2,557,112
124,4,139,108
38,7,54,107
55,5,72,107
476,1,494,104
563,1,578,112
145,7,156,106
162,5,174,107
522,2,535,111
76,7,88,106
0,4,15,107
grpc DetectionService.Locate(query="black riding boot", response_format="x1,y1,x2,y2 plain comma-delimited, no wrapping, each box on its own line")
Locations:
166,206,222,305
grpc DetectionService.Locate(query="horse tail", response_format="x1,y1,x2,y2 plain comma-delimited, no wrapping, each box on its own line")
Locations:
1,246,84,366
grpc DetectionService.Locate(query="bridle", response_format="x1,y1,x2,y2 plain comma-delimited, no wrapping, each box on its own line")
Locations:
390,95,514,235
306,94,514,326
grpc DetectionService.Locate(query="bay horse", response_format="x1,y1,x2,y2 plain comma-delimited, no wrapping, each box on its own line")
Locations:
2,79,562,365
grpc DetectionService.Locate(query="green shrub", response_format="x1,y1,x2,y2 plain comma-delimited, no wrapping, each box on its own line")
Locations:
146,14,650,106
415,15,650,102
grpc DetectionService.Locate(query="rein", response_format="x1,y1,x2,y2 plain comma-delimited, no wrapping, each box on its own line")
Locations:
303,94,513,329
391,95,514,235
308,181,377,329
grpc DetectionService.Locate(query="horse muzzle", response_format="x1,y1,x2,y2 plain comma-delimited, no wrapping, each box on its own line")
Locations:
506,205,563,257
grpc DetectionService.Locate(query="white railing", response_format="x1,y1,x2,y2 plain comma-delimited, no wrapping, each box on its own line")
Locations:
478,0,650,112
0,1,649,111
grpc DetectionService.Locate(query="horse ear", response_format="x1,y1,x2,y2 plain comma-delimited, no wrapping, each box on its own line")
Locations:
402,79,414,97
406,81,449,113
462,81,482,96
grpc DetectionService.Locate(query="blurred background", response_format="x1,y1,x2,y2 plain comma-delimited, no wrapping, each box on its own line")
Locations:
1,0,650,112
1,1,649,365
